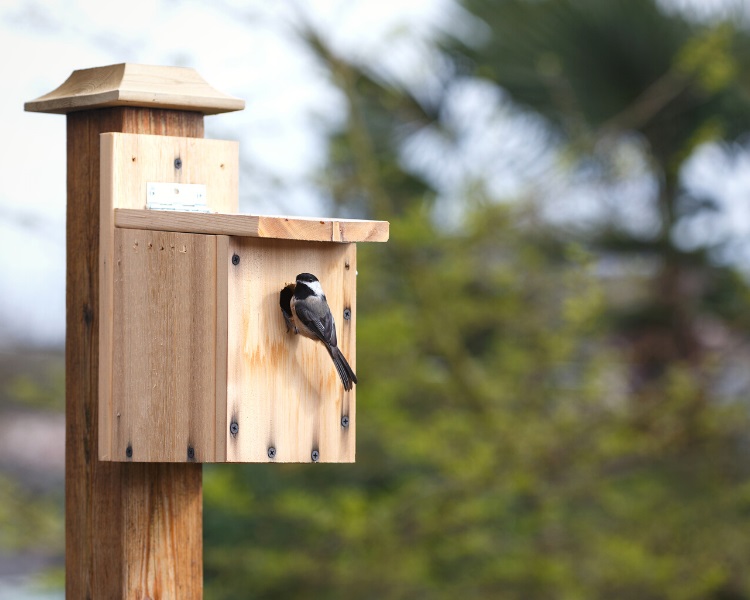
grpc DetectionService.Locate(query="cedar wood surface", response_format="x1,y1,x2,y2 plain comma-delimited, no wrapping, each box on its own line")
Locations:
99,133,238,462
114,208,390,243
111,229,219,462
66,108,204,600
225,238,357,463
25,63,245,115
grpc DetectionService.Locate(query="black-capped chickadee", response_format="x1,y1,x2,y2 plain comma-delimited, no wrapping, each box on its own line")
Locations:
279,273,357,391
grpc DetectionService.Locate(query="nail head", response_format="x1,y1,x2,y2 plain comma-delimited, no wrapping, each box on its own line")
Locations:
232,254,240,266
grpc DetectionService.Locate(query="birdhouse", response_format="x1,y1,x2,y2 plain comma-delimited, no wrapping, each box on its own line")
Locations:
98,132,388,463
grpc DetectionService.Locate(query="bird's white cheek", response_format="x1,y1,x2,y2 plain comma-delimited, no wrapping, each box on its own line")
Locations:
308,280,325,296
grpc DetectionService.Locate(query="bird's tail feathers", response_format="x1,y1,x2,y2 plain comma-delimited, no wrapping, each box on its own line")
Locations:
328,346,357,391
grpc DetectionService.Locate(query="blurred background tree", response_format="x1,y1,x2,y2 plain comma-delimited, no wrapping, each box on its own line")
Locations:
204,1,750,598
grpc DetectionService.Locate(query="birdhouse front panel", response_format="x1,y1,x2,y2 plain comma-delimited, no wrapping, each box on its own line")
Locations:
223,238,356,463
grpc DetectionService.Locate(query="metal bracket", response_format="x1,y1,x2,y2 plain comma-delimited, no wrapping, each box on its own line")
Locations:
146,183,209,212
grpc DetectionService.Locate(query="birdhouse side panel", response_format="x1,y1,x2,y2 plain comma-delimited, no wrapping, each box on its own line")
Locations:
224,238,356,463
107,228,219,462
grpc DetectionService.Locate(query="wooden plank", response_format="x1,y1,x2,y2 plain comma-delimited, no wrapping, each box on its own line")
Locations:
123,464,202,597
99,138,116,460
224,238,356,463
215,236,230,462
111,229,218,462
114,208,390,243
24,63,245,115
340,245,357,452
99,132,238,460
64,107,204,600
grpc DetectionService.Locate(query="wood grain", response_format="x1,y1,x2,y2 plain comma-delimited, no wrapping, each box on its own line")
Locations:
123,463,202,598
215,236,230,462
224,238,356,463
100,132,238,459
24,63,245,115
111,229,218,462
63,107,205,600
114,208,390,242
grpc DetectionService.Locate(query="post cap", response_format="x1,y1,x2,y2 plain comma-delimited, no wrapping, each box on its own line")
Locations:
24,63,245,115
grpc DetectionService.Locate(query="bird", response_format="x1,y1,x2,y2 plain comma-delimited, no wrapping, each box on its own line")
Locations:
279,272,357,391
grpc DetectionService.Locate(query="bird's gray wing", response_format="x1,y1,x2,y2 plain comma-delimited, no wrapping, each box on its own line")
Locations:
293,298,338,347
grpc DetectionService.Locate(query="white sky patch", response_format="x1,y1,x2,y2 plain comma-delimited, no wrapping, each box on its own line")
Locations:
675,141,750,271
399,79,662,239
400,78,557,220
657,0,750,24
541,133,662,239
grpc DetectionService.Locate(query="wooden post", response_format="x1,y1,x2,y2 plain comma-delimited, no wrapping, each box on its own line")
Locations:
25,64,244,599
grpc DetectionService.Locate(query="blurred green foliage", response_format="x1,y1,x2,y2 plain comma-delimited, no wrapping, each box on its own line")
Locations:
204,1,750,598
3,368,64,412
0,475,63,553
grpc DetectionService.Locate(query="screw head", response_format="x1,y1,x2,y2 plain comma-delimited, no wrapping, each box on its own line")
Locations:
231,253,240,266
187,446,195,460
343,308,351,320
125,445,133,459
341,415,350,428
230,421,239,436
311,449,320,462
174,157,182,169
267,446,277,459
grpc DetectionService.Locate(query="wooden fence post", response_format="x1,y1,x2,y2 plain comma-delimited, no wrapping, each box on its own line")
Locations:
25,63,244,599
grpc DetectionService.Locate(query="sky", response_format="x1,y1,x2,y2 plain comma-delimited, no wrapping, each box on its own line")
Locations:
2,0,750,348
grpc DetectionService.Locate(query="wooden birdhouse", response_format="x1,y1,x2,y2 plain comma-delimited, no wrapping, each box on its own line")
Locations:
25,62,392,597
98,132,388,464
